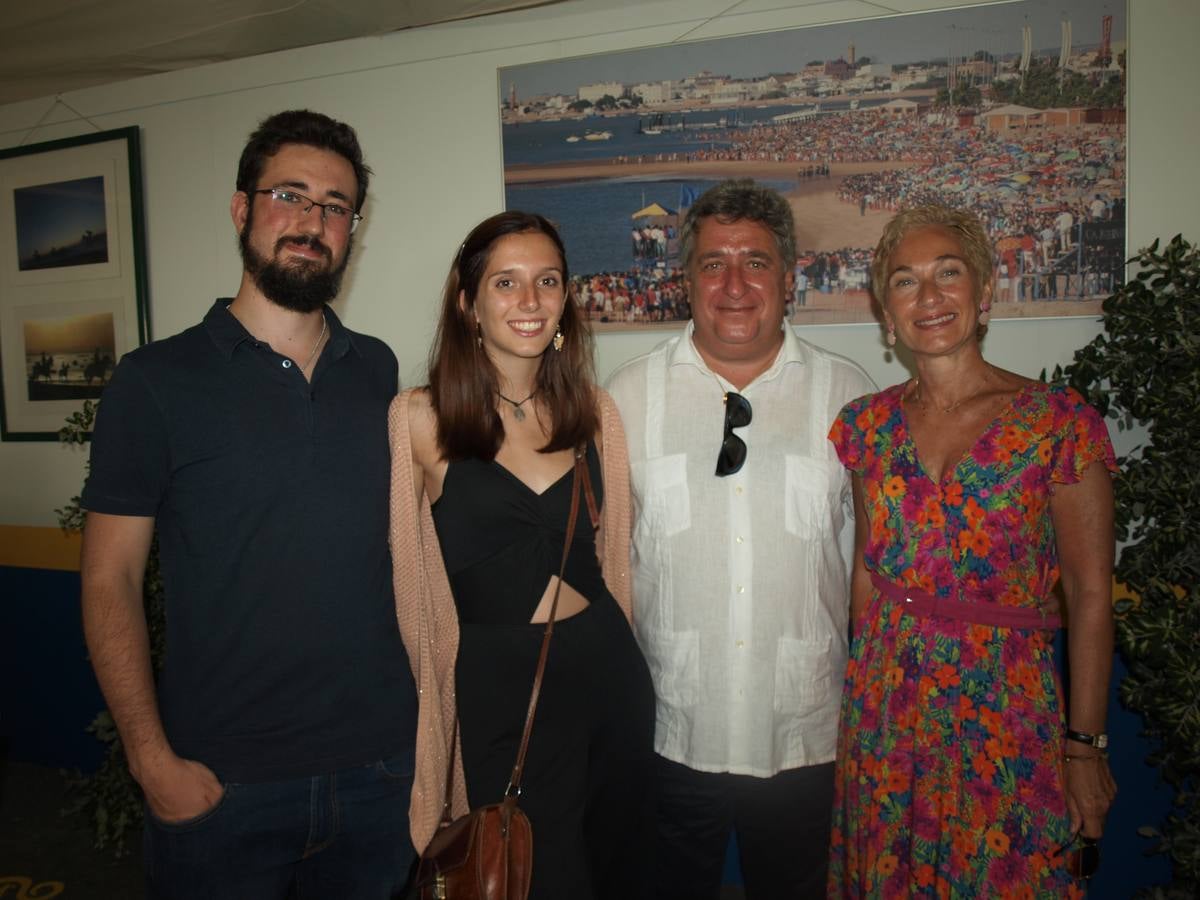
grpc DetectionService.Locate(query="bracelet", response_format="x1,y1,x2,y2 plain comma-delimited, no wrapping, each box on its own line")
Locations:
1066,728,1109,749
1064,752,1109,762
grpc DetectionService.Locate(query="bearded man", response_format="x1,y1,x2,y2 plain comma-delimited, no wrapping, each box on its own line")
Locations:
80,110,418,899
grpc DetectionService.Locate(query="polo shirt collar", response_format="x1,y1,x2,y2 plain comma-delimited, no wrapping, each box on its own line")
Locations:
204,299,361,360
669,319,806,386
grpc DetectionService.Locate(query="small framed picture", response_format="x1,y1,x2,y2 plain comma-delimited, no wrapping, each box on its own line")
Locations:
0,127,149,439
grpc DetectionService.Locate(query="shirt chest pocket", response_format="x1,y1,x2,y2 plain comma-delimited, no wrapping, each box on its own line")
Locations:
633,453,691,539
784,454,844,539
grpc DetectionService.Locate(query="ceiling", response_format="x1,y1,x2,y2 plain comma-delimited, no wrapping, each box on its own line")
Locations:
0,0,563,107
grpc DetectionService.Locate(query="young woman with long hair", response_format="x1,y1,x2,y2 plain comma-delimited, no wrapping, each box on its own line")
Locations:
388,211,654,899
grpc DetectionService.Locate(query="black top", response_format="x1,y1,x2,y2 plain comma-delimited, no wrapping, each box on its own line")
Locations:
82,300,416,783
432,443,608,626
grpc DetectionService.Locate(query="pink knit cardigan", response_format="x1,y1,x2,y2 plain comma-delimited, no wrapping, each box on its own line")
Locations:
387,387,634,852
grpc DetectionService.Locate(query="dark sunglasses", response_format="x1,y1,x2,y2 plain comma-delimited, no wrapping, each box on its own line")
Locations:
716,392,752,477
1052,833,1100,880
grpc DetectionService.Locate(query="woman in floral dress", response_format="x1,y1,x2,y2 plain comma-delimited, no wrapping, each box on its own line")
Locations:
827,206,1117,897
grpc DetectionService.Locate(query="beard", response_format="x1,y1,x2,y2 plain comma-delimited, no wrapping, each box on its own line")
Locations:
238,208,353,313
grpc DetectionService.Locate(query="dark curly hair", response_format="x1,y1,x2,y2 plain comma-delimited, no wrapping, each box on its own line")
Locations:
679,178,797,271
236,109,371,211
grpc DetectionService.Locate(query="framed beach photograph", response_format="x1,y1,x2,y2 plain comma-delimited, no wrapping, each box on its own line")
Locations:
498,0,1127,331
0,126,149,439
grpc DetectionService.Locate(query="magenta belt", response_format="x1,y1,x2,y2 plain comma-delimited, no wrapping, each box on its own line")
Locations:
869,570,1061,630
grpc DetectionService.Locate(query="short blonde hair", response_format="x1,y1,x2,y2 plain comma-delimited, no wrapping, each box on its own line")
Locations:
870,205,994,304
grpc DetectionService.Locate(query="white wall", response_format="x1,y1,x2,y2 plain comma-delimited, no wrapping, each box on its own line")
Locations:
1,0,1196,527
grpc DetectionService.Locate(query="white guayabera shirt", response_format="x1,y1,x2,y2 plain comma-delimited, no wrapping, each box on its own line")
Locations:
607,322,876,777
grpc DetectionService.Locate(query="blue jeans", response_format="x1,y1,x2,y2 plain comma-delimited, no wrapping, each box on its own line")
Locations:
143,751,416,899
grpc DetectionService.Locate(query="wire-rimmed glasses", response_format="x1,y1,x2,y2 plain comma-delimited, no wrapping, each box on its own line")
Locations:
252,188,363,233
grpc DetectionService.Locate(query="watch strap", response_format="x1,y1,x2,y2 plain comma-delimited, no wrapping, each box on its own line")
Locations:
1066,728,1109,749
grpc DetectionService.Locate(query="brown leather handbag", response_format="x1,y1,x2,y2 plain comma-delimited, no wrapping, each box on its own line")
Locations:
415,451,598,900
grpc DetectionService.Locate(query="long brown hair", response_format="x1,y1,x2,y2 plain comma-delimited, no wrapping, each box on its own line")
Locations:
428,211,598,460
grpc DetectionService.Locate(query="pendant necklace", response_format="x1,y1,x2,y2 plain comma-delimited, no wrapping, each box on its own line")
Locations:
498,390,536,421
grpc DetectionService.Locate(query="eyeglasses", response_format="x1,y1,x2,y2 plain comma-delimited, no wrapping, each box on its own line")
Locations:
1052,833,1100,880
252,188,363,234
716,391,752,477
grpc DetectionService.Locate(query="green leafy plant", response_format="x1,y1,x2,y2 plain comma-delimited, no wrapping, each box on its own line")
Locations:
58,400,165,857
1052,235,1200,897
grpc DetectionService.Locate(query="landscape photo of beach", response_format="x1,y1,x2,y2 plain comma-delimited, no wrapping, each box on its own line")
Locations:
499,0,1126,329
14,175,109,272
21,310,116,402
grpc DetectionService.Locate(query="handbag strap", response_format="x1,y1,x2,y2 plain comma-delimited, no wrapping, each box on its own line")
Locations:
504,446,598,800
435,446,600,822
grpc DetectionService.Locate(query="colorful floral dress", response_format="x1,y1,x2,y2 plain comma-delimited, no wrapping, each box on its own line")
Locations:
826,382,1116,898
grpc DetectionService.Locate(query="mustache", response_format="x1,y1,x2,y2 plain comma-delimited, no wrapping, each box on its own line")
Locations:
275,234,331,261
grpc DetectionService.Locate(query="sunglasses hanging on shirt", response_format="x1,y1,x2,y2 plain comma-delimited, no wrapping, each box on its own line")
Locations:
716,392,752,477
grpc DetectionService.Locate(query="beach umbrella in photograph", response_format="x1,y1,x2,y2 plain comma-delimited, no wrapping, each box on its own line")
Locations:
632,202,675,219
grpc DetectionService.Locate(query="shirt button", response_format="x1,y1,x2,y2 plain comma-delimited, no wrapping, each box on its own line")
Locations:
735,535,744,544
282,359,292,368
735,486,743,495
736,640,744,648
737,585,745,594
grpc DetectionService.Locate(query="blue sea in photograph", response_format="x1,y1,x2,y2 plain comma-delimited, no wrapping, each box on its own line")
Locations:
501,101,878,168
504,113,729,167
503,101,880,274
507,177,793,276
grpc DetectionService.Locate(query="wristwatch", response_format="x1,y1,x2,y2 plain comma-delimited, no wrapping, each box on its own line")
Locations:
1066,728,1109,749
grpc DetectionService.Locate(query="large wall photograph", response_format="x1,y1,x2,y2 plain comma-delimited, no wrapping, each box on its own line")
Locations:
500,0,1127,329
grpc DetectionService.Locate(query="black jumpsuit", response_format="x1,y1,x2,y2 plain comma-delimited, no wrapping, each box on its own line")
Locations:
431,443,655,899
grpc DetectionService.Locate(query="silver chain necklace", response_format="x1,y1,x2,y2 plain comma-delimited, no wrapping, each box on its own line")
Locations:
913,366,992,413
300,315,328,372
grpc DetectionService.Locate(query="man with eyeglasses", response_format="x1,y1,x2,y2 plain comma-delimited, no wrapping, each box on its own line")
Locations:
80,110,418,898
607,179,874,898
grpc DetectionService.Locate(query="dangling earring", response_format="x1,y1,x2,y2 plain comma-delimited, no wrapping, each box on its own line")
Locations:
886,325,897,347
476,322,483,347
552,325,564,352
978,300,992,327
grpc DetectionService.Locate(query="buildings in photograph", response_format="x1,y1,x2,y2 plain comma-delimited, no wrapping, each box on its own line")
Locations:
501,11,1125,126
578,80,625,102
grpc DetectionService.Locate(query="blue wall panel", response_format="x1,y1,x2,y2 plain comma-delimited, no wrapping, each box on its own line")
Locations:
1,566,106,770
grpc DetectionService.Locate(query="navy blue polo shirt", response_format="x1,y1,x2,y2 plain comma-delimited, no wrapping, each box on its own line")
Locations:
83,299,416,782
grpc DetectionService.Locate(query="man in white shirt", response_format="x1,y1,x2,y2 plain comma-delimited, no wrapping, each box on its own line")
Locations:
1055,208,1075,252
607,179,874,898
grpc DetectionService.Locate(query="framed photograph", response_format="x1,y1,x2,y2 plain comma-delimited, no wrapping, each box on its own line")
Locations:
0,127,149,439
499,0,1126,331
